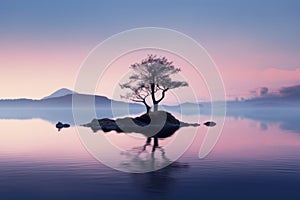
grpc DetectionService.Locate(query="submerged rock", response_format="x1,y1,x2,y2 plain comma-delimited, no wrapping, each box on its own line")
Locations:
203,121,216,127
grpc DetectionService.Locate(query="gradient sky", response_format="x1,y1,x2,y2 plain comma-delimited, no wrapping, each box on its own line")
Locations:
0,0,299,101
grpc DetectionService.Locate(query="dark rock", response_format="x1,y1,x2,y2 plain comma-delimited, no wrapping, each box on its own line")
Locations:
133,114,151,126
82,111,211,152
203,121,216,127
83,111,182,138
63,123,70,128
56,121,70,131
56,122,64,129
98,118,122,132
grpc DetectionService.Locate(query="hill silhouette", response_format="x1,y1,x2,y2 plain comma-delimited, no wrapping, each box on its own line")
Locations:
42,88,76,99
0,88,144,110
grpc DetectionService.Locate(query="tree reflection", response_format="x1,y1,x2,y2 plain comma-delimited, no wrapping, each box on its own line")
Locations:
119,144,188,174
122,145,189,196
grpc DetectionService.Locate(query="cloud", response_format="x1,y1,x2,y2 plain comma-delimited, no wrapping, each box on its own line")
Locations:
247,84,300,102
249,87,269,97
259,87,268,96
279,85,300,99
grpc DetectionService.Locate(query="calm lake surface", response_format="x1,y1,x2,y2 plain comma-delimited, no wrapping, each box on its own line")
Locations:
0,111,300,200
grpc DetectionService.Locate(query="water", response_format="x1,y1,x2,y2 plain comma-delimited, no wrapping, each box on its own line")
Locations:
0,112,300,199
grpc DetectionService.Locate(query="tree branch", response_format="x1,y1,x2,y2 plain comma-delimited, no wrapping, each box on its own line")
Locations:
157,88,169,103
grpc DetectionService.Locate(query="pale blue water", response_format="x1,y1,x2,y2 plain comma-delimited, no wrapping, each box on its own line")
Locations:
0,111,300,200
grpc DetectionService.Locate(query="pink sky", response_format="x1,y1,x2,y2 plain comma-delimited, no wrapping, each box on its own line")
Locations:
0,37,299,102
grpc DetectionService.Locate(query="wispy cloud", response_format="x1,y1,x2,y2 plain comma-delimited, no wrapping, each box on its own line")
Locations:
248,84,300,102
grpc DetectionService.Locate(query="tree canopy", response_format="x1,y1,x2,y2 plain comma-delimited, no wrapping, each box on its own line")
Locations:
120,55,188,113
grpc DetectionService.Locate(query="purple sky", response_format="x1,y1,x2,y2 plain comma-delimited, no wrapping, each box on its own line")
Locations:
0,0,299,101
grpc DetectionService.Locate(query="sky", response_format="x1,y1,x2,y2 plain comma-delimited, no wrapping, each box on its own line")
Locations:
0,0,299,101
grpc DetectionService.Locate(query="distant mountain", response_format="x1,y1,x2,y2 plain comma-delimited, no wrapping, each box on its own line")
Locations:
0,89,144,112
42,88,76,99
1,85,299,114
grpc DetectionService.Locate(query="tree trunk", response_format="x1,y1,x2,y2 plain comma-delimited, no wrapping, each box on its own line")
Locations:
142,100,151,114
146,105,151,114
150,83,157,111
153,104,158,111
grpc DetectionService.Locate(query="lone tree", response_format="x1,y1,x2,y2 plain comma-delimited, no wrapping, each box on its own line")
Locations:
120,55,188,113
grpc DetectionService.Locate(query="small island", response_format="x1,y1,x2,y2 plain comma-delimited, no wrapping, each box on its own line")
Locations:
82,111,204,152
81,55,216,151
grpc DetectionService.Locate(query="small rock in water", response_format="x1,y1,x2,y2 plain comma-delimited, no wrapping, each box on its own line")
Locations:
63,124,70,128
56,121,70,131
56,122,64,129
203,121,216,127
